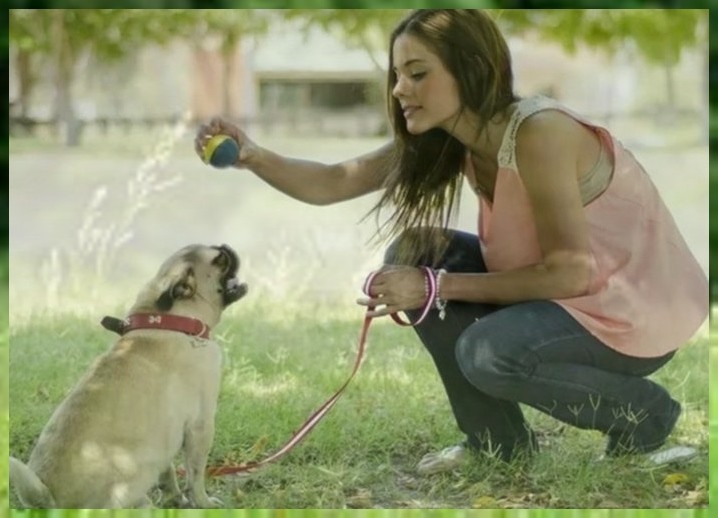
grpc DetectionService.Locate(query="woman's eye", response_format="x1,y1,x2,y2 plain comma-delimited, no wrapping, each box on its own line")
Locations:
411,72,426,80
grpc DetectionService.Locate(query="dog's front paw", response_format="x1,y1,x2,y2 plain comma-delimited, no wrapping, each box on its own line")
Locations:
191,495,224,509
164,493,191,509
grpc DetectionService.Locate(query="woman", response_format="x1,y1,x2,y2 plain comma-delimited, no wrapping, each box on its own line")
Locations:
195,10,707,474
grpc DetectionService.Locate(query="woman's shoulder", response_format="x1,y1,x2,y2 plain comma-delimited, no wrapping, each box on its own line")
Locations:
517,95,612,133
498,96,591,168
517,104,583,140
514,95,579,123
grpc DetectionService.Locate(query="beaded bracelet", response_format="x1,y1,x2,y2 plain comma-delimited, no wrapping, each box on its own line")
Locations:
434,268,448,320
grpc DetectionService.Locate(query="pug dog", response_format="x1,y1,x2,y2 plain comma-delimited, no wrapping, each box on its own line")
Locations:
9,244,247,508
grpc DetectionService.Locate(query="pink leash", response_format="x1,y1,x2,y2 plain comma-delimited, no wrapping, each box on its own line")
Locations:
203,267,438,476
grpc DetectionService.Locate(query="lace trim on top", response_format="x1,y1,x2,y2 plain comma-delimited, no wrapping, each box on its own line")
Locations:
497,95,613,205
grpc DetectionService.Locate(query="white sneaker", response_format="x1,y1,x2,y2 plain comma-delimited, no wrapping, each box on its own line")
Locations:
646,445,698,466
416,444,468,475
596,445,699,466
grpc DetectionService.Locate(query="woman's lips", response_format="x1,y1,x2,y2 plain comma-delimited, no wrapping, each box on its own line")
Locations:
403,106,420,118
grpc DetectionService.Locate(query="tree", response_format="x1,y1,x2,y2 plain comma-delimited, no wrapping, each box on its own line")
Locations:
189,10,272,117
283,9,407,73
9,10,53,121
494,9,708,117
9,9,200,146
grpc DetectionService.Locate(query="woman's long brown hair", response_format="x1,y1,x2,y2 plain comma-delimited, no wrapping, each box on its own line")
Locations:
368,9,517,265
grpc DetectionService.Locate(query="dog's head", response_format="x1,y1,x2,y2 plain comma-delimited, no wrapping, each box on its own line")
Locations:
132,244,248,325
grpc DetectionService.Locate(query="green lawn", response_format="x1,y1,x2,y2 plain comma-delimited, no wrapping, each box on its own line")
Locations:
8,293,708,509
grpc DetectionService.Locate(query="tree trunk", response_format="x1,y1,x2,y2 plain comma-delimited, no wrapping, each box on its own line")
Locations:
701,41,708,145
15,48,36,119
52,9,81,147
664,60,676,111
221,49,233,117
220,36,240,117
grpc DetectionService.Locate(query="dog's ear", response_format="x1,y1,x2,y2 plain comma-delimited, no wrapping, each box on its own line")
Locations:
155,267,196,311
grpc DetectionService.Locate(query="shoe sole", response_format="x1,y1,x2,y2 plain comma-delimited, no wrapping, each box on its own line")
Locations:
646,445,698,466
416,445,467,475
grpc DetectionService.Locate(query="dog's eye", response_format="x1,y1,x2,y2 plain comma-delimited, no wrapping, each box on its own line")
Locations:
212,252,229,271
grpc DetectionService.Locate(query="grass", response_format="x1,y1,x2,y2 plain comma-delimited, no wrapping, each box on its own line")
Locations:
8,290,708,509
1,251,9,512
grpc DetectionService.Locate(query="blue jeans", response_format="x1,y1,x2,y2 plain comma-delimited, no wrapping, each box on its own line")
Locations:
385,229,679,461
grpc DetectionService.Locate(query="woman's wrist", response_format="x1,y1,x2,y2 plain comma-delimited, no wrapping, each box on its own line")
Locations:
241,144,269,173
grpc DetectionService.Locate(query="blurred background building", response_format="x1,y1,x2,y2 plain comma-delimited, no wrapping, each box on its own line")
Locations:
9,11,708,143
8,9,709,312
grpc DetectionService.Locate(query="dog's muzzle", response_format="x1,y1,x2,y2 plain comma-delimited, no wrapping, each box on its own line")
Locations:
214,244,248,306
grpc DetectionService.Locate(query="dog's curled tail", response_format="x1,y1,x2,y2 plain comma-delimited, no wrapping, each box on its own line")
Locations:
9,457,56,508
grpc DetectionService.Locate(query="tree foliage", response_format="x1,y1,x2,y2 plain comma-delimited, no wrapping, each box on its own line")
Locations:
283,9,406,71
494,9,706,66
8,8,708,145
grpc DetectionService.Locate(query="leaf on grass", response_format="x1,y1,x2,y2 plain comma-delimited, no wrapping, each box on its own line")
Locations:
683,489,707,506
345,488,373,508
248,435,269,458
662,472,689,487
315,465,341,476
473,495,498,508
394,499,437,508
395,473,419,489
596,499,622,508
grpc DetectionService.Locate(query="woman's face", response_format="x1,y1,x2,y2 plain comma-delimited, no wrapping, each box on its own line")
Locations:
391,33,462,135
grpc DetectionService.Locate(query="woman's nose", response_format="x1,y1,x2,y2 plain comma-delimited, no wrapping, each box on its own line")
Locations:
392,75,409,99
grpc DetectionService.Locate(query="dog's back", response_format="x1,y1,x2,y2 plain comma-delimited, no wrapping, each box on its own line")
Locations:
12,333,221,508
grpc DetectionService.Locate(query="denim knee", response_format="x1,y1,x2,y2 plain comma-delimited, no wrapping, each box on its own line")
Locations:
383,227,431,265
455,326,520,398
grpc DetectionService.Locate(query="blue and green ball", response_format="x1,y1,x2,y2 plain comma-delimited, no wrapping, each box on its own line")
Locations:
203,135,240,168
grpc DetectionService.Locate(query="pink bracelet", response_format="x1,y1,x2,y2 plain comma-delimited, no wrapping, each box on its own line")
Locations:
362,266,437,326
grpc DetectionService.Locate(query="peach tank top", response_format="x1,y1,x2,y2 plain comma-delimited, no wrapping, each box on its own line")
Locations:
465,96,708,358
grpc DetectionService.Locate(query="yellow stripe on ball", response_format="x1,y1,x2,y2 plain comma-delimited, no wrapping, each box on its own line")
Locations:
203,135,232,164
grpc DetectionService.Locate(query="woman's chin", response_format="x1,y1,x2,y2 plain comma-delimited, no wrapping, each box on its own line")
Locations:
405,122,428,135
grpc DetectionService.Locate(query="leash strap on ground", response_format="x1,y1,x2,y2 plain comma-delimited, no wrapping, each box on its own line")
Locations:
206,311,372,476
204,267,434,477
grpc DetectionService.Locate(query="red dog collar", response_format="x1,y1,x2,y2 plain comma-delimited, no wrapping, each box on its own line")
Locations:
101,313,211,339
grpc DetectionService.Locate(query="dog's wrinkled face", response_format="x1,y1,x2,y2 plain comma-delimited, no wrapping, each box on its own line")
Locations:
146,244,248,315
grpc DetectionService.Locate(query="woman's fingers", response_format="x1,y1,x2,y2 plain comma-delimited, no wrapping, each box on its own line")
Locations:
194,123,216,158
194,118,243,159
356,297,402,318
